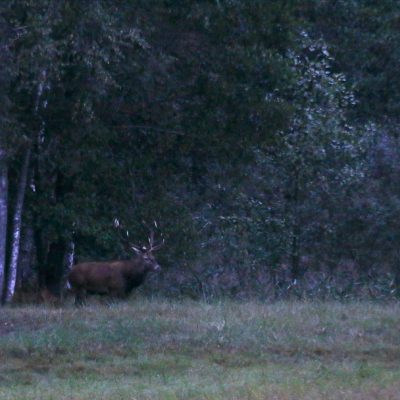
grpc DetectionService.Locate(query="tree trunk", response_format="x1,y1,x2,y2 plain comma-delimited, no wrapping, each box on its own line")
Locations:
61,240,74,296
0,147,8,303
34,226,47,291
290,225,301,281
290,168,302,282
31,69,49,296
5,146,31,303
393,250,400,298
45,238,67,297
394,268,400,298
16,222,35,291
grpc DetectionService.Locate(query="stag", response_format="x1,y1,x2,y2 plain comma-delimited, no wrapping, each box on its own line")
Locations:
68,224,163,305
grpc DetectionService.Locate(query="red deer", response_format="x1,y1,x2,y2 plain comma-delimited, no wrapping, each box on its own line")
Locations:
68,230,163,305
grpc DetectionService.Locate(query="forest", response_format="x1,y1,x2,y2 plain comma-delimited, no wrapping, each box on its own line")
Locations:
1,0,400,304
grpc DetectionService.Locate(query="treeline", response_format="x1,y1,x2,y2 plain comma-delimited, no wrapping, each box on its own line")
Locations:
1,0,399,303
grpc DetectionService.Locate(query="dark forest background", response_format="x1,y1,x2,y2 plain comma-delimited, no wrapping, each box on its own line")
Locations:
1,0,400,303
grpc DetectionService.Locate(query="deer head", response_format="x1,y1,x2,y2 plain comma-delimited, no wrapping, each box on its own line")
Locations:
115,218,164,271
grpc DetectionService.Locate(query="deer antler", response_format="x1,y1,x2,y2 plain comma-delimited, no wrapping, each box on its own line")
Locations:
149,237,164,252
147,221,164,252
114,218,142,253
114,218,164,254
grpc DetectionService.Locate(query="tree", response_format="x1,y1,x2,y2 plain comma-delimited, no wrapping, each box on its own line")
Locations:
3,0,399,302
0,11,16,302
219,32,367,297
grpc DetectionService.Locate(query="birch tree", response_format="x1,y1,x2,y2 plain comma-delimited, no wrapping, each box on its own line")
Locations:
0,12,15,303
0,146,8,301
4,145,31,302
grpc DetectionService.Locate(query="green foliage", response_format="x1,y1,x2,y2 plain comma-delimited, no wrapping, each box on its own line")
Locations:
2,0,400,298
307,0,400,121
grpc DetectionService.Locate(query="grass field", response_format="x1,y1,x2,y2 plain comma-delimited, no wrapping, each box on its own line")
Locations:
0,299,399,400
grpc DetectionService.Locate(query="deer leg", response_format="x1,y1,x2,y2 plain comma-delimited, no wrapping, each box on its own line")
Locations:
74,288,87,306
106,289,126,305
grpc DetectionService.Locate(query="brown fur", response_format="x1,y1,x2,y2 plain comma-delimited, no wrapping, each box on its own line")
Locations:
68,252,161,305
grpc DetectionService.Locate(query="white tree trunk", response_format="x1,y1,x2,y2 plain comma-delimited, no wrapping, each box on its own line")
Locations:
5,146,31,303
0,147,8,303
62,240,75,293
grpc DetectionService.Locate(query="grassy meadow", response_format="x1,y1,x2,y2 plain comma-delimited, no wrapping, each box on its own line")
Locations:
0,299,399,400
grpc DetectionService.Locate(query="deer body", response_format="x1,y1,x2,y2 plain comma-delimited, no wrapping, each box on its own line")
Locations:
68,254,161,305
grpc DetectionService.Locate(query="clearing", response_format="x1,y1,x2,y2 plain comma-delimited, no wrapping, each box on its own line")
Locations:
0,299,399,399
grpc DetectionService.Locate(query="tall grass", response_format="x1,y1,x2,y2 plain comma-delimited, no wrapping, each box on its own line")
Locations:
0,299,399,399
